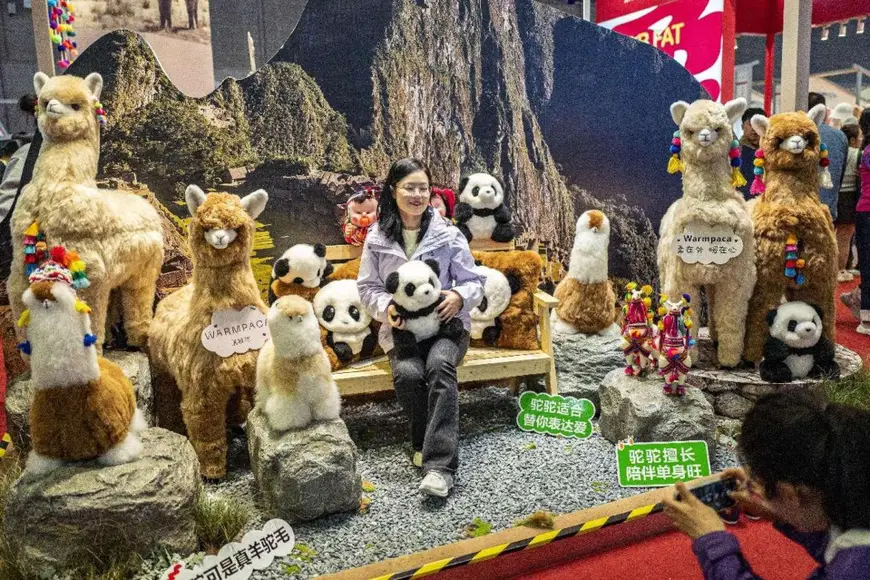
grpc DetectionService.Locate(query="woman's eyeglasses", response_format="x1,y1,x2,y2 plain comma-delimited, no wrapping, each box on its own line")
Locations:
399,183,430,195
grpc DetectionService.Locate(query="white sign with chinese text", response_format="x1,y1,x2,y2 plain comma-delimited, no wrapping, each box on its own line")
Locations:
162,519,294,580
201,306,269,358
672,222,744,265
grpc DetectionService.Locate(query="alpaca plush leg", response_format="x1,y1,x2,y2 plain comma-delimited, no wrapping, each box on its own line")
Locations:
120,265,160,348
743,280,784,363
98,432,143,466
312,380,341,421
710,277,752,368
706,286,718,345
551,310,579,334
181,385,232,479
7,265,29,347
24,450,65,478
264,393,311,431
130,408,148,433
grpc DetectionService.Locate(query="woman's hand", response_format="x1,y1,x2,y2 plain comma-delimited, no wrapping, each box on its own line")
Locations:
437,290,463,322
663,482,726,540
723,467,778,522
387,304,406,330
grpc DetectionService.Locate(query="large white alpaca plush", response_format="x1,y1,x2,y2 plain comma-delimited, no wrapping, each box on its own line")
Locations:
657,98,756,368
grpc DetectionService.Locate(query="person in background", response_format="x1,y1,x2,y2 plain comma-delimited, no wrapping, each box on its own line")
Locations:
664,391,870,579
430,186,456,219
854,108,870,335
836,124,861,282
830,103,857,129
808,93,848,221
0,94,37,223
739,107,766,199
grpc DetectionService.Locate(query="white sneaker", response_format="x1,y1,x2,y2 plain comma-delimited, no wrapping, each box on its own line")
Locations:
838,271,855,282
412,451,422,468
419,471,454,498
857,323,870,336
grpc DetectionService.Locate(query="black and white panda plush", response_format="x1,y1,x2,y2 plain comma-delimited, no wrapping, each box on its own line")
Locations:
314,279,378,363
385,259,463,359
470,264,520,345
760,301,840,383
455,173,514,243
269,243,334,304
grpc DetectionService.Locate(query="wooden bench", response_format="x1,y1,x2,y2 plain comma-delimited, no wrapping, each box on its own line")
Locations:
325,240,560,396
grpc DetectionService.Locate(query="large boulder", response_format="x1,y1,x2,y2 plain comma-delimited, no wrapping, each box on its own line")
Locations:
5,351,154,454
552,333,624,411
598,368,717,453
3,428,200,576
247,408,361,522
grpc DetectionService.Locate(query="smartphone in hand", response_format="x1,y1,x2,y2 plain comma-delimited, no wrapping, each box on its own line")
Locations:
677,477,738,512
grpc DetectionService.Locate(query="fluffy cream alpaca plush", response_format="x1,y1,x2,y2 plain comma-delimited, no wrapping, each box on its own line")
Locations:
256,295,341,431
552,210,618,336
8,73,164,352
657,98,756,368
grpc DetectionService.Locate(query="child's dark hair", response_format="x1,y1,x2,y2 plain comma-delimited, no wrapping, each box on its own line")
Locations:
742,107,766,125
841,124,859,145
378,157,433,249
739,391,870,529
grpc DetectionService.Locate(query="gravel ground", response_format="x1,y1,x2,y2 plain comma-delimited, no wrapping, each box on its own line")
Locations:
137,385,739,580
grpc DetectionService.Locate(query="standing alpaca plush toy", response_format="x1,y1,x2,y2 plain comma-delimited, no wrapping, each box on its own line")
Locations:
454,173,514,243
620,282,656,376
149,186,268,480
268,243,334,304
657,98,755,368
9,72,164,353
552,210,618,336
19,248,146,478
742,105,838,363
341,186,379,246
656,294,695,396
255,295,341,431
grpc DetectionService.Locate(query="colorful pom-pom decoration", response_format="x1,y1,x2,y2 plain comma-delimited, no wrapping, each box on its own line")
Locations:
83,333,98,347
749,148,766,195
47,0,77,70
667,130,684,174
17,341,31,356
94,101,107,127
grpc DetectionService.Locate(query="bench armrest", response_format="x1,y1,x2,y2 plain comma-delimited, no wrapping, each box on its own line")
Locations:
534,291,559,310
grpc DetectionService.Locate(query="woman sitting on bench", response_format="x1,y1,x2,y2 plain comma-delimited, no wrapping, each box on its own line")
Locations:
357,158,484,498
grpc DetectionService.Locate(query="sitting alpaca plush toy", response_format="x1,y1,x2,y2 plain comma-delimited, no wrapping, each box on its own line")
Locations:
386,260,463,359
760,301,839,383
256,295,341,431
552,210,619,336
268,243,334,304
314,279,379,366
470,264,519,345
454,173,514,243
19,248,146,478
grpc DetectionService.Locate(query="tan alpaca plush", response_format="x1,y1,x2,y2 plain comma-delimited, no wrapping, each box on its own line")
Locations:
149,186,268,479
742,105,838,363
8,73,164,353
657,98,756,368
256,295,341,431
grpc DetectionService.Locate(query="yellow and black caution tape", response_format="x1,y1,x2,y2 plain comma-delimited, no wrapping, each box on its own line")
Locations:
370,502,663,580
0,432,11,459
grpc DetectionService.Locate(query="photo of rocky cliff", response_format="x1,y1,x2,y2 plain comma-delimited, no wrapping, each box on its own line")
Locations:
62,0,706,293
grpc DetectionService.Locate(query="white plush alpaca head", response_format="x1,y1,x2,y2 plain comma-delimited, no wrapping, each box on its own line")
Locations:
267,295,322,357
33,72,103,143
670,98,746,164
314,279,372,334
458,173,505,210
386,260,443,312
185,185,268,265
750,105,828,183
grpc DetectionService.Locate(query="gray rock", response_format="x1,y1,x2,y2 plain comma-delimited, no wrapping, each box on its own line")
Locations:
3,428,199,576
740,383,776,402
552,333,624,412
716,418,743,439
704,381,737,395
598,369,717,453
714,392,754,419
5,350,155,454
247,408,361,522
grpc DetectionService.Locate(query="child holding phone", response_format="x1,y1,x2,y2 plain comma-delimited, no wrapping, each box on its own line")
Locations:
663,391,870,579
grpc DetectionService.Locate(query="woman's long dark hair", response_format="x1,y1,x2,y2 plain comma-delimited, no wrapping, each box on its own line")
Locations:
378,157,433,249
860,108,870,154
739,391,870,530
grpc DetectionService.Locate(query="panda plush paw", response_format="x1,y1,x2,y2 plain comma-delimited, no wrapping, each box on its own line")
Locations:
482,322,502,345
393,328,422,359
759,360,794,384
440,317,464,341
491,222,515,243
333,342,354,363
456,222,473,242
454,203,474,223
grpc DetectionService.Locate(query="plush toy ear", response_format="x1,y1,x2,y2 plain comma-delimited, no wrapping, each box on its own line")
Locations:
33,72,49,97
240,189,268,219
185,184,207,216
458,176,470,195
766,308,778,328
750,114,769,138
723,97,747,125
313,243,327,258
273,258,290,278
507,273,522,295
809,302,824,320
386,272,400,294
670,101,690,126
322,261,334,280
474,259,482,267
84,73,103,101
424,259,441,277
807,104,827,128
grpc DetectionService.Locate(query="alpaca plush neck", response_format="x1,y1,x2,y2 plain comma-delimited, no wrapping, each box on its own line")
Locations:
191,258,263,312
762,166,820,205
272,329,322,361
568,236,608,284
681,156,736,203
31,134,99,194
29,306,99,390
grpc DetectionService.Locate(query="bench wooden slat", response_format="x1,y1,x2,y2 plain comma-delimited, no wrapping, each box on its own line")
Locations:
325,240,515,263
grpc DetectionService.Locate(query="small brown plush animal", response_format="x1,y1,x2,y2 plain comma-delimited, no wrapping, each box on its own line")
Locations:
256,295,341,431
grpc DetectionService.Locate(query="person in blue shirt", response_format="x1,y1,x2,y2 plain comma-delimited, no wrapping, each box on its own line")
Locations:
808,93,848,221
739,106,766,200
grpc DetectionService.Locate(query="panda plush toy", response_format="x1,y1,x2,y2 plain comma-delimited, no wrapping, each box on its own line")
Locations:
314,279,378,365
470,264,521,345
269,243,334,304
455,173,514,243
760,301,840,383
385,260,464,359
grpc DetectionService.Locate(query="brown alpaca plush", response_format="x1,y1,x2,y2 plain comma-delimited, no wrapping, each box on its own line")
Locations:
8,72,164,353
149,186,268,479
742,105,838,363
471,250,541,350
